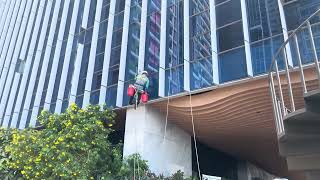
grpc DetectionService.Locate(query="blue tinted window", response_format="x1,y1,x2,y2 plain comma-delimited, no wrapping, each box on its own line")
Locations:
216,0,242,28
144,0,161,99
165,65,184,96
105,85,117,108
165,1,184,96
190,0,209,15
191,58,213,90
246,0,282,42
100,3,110,22
251,35,284,75
284,0,320,31
191,32,212,61
217,21,244,52
219,47,247,82
90,89,100,105
190,11,211,36
251,39,272,75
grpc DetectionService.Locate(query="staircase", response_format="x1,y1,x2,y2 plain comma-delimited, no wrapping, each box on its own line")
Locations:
269,9,320,180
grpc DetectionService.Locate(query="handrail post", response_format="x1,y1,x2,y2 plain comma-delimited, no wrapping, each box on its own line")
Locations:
307,21,320,87
293,34,307,94
274,60,286,116
277,100,284,135
282,48,295,112
270,74,280,135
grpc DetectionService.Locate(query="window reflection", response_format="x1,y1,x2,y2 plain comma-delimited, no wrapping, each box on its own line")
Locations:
284,0,320,31
217,21,244,52
219,47,247,83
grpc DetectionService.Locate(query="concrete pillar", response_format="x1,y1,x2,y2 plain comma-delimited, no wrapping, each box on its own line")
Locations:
123,105,192,177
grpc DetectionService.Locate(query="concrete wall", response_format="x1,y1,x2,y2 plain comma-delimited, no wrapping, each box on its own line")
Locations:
123,105,192,177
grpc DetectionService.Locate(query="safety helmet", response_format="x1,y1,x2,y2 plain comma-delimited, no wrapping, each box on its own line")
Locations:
141,70,148,75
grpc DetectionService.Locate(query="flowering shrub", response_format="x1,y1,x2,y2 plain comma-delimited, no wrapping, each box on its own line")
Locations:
0,103,198,180
0,104,121,179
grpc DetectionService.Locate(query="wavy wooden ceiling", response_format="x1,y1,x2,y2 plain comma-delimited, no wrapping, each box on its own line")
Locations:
150,67,319,178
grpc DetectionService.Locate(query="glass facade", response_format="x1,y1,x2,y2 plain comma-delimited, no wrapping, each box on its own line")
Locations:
0,0,320,128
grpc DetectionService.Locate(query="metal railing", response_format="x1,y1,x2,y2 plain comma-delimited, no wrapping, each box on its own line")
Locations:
269,9,320,137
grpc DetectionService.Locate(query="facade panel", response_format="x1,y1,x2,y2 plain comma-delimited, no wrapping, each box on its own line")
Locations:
1,0,320,128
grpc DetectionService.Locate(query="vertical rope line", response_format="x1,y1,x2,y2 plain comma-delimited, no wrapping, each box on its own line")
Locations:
189,91,201,180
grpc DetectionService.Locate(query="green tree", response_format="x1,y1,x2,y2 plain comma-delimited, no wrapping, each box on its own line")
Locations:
0,103,199,180
0,103,121,179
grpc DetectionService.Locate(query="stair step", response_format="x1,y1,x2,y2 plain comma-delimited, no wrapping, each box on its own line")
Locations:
284,108,320,125
279,138,320,156
287,154,320,171
304,89,320,101
304,89,320,114
279,133,320,142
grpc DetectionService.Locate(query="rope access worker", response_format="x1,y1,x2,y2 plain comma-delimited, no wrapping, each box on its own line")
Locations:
129,70,150,106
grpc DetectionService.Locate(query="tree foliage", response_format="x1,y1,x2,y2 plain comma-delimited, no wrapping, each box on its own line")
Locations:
0,103,198,180
0,103,121,179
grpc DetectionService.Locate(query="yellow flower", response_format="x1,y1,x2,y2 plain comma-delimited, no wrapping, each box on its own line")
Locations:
70,103,77,111
108,123,113,127
58,137,64,142
21,170,25,175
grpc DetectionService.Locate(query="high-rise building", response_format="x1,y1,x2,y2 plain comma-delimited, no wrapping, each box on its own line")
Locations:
0,0,320,179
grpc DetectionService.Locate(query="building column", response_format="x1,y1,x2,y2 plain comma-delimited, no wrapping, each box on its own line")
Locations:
183,0,190,92
123,105,192,177
277,0,293,67
209,0,219,85
116,0,132,107
137,0,148,72
158,0,167,97
240,0,253,77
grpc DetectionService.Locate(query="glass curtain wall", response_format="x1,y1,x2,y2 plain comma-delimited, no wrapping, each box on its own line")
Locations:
165,0,184,95
89,0,112,105
190,0,213,90
284,0,320,65
246,0,283,75
75,0,98,107
216,0,247,83
122,0,142,106
104,0,126,107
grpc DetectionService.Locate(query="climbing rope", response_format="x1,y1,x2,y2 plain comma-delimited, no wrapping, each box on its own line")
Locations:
189,91,201,180
133,113,141,180
163,68,170,141
162,2,201,179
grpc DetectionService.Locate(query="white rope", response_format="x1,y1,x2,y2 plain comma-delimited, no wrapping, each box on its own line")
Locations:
134,121,136,180
133,154,136,180
189,91,201,180
137,156,140,180
162,3,202,179
163,76,170,141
